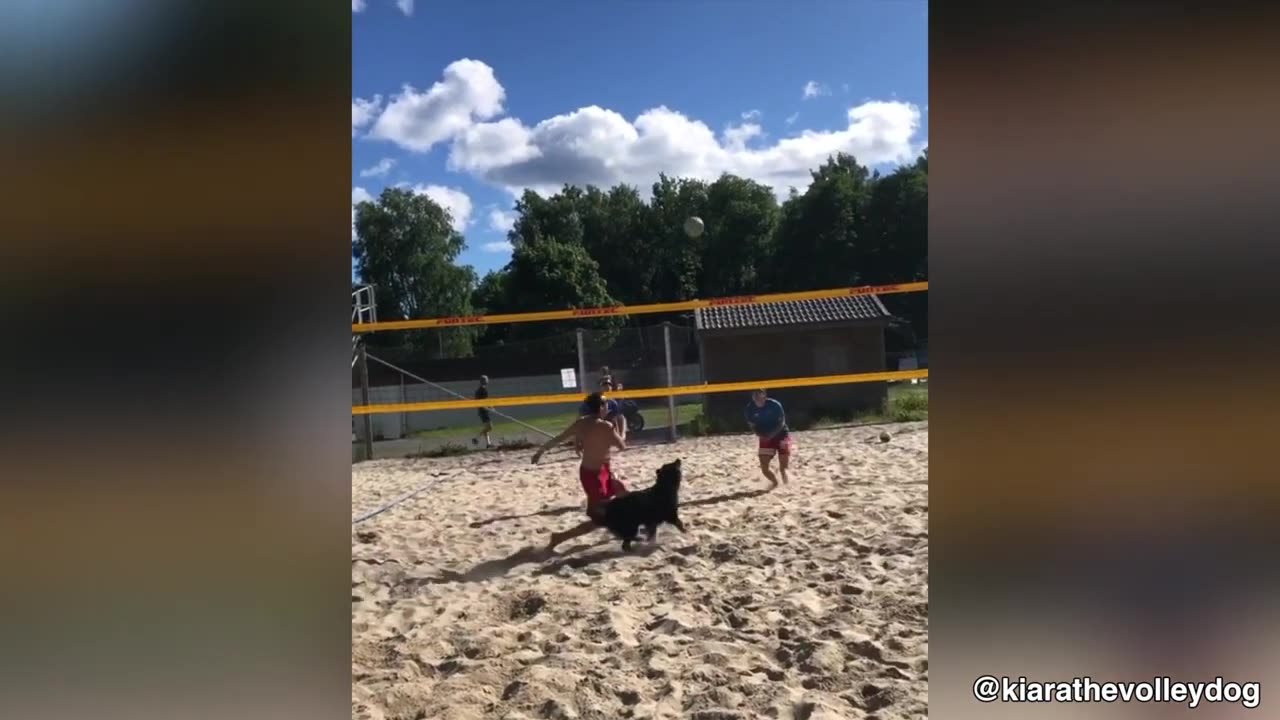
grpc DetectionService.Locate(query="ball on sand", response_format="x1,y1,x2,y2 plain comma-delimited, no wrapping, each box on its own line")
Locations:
879,430,892,443
683,216,704,237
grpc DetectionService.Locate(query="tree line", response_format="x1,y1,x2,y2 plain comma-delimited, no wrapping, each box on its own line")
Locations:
352,150,927,358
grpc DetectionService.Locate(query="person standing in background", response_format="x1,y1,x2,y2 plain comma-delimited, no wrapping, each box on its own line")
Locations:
474,375,493,449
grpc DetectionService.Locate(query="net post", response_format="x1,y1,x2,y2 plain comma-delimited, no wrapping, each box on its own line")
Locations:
663,322,677,442
576,328,588,393
357,341,374,461
399,373,407,438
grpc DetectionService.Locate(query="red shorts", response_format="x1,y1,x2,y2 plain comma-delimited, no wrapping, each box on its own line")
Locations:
579,463,626,506
758,434,794,457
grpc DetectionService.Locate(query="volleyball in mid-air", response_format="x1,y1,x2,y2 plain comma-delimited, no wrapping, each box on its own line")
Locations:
683,216,705,238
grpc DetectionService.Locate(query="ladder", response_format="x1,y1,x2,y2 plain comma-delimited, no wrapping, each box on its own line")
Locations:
351,285,376,366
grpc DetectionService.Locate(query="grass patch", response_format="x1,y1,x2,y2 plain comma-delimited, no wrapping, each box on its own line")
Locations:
811,383,929,427
889,386,929,421
403,437,536,460
685,413,721,437
407,442,472,459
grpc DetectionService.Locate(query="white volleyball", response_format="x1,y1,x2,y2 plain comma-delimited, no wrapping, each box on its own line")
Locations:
683,216,705,237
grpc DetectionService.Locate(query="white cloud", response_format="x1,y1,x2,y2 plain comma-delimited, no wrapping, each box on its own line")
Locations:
358,157,396,178
448,98,921,198
367,59,506,152
396,0,414,15
448,117,540,173
722,122,763,151
352,95,382,136
367,59,922,201
487,208,516,232
482,241,514,253
352,0,366,12
741,109,761,121
802,81,830,99
407,184,473,232
351,186,373,241
785,112,799,125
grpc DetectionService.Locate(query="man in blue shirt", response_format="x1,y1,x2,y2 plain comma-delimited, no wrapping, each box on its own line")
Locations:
745,389,792,488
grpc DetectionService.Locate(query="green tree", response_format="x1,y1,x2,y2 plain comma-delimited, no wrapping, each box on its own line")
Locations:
646,174,709,301
864,155,927,283
577,184,655,304
470,269,512,345
507,186,586,250
698,174,779,297
865,153,928,339
767,153,874,292
351,187,479,357
499,238,623,349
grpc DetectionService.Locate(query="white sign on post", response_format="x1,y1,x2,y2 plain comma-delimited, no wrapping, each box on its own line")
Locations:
560,368,577,389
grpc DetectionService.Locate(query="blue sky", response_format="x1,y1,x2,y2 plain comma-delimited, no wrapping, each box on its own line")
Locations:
352,0,928,279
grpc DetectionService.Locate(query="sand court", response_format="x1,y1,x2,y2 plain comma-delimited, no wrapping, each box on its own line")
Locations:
352,422,928,720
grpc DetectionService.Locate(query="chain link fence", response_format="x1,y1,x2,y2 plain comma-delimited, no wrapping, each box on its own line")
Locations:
352,318,927,457
578,321,705,436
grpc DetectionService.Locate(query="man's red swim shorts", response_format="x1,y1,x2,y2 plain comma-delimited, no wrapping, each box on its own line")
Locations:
579,463,626,504
757,434,794,456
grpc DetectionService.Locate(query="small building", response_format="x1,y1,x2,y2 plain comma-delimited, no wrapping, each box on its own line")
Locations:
693,295,892,430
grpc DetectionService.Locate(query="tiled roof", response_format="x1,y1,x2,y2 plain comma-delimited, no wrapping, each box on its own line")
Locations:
694,294,891,331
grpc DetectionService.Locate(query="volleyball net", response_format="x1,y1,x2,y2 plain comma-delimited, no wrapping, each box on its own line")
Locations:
352,281,928,456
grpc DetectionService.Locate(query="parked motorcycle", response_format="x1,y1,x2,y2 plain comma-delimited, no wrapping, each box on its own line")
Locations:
618,399,645,432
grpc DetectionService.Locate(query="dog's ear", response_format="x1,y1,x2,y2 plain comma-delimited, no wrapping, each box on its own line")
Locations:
674,458,681,468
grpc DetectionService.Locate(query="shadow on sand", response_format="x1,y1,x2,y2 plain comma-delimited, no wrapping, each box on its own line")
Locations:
468,505,581,529
468,483,773,529
683,486,771,509
414,483,774,587
405,540,601,587
533,542,662,575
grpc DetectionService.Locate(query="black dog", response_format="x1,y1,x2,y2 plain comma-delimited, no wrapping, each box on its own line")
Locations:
601,459,686,551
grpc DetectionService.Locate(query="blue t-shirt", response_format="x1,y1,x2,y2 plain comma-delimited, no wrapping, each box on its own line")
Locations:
745,398,787,437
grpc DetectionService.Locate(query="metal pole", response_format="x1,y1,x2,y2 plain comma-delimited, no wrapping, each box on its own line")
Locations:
399,374,407,437
576,328,588,394
357,341,374,461
663,322,677,442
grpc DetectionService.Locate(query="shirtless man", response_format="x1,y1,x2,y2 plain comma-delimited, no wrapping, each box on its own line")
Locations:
532,392,628,550
574,380,622,454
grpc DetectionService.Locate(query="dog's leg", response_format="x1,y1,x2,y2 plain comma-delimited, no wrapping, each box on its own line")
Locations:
645,524,658,541
669,513,686,533
621,523,640,551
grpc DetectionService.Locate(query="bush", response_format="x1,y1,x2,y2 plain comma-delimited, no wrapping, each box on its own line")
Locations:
410,442,471,459
889,390,929,422
686,415,713,436
686,413,737,437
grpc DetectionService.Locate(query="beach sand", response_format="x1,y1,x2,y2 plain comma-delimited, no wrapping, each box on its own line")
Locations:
352,423,928,719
